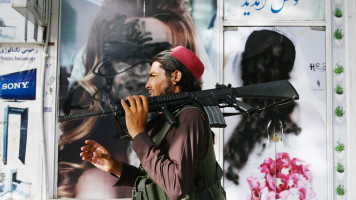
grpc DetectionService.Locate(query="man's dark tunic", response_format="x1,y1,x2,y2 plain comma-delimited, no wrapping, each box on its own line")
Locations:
114,108,210,200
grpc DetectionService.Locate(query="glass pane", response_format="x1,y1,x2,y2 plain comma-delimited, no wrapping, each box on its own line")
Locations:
223,27,327,199
224,0,325,21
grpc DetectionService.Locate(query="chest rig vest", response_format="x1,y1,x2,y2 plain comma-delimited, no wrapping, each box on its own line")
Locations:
132,105,226,200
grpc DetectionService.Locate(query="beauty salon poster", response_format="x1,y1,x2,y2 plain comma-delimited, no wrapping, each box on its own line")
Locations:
0,44,44,199
223,27,327,200
57,0,218,198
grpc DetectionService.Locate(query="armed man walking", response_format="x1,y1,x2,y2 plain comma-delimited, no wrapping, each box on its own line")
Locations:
80,46,226,200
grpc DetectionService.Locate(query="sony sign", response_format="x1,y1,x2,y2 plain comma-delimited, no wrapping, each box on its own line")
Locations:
2,82,30,90
0,69,37,100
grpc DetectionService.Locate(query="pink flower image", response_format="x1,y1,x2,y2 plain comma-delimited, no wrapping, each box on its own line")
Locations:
247,152,316,200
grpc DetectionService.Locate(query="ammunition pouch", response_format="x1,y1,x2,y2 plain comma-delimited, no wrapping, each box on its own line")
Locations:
132,175,169,200
132,163,225,200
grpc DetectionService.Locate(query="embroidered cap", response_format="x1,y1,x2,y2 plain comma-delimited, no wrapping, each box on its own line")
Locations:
170,46,204,79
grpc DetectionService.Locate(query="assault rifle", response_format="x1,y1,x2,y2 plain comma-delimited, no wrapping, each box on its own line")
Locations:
58,80,299,129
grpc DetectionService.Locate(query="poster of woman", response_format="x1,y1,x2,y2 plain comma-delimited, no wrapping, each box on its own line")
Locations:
57,0,218,198
223,27,327,200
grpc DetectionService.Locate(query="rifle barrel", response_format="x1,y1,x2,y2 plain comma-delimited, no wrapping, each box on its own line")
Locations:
58,109,114,122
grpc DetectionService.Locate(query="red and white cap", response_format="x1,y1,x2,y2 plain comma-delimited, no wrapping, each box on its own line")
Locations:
170,46,204,79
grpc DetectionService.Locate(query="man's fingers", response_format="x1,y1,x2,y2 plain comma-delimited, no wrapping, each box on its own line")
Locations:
82,156,92,162
82,157,99,165
122,96,142,113
85,140,96,145
81,140,108,166
127,96,137,111
133,95,143,111
80,151,93,158
80,150,103,162
81,145,96,152
121,99,129,112
85,140,103,149
140,95,149,113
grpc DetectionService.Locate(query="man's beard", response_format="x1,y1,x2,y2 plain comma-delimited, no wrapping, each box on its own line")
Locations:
164,80,174,95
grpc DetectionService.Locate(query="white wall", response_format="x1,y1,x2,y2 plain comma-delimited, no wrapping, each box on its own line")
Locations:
346,0,356,199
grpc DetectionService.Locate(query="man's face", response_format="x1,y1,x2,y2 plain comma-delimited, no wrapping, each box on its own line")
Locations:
145,61,174,97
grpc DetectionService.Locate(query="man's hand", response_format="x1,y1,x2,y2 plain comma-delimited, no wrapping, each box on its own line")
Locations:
121,95,149,139
80,140,122,176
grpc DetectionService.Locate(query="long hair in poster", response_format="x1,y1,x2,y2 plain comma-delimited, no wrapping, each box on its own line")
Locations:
57,0,218,198
223,27,327,200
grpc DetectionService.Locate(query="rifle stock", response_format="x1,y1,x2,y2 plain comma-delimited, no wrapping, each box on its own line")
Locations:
232,80,299,99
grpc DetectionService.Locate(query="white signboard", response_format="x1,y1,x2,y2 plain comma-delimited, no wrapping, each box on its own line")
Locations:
0,44,44,200
224,0,324,21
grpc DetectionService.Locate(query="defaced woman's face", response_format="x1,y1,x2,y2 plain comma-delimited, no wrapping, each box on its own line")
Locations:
111,59,151,99
109,17,173,99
